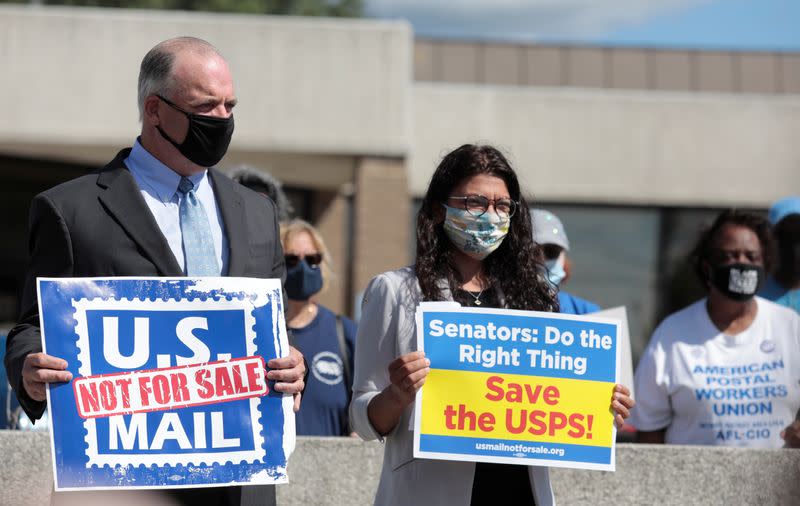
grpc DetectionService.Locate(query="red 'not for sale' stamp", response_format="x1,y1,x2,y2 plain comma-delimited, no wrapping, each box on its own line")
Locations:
72,356,269,419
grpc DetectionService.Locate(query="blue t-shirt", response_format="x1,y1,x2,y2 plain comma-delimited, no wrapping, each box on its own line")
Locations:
759,276,788,301
289,305,357,436
760,276,800,314
558,290,600,315
775,289,800,314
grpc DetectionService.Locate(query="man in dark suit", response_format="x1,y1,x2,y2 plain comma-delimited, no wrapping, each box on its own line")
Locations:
5,37,305,506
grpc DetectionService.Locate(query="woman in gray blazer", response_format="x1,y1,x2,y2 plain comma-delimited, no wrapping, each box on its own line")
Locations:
350,144,635,505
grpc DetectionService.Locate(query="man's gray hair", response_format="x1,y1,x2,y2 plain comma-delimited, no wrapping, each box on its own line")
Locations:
137,37,221,121
228,166,295,223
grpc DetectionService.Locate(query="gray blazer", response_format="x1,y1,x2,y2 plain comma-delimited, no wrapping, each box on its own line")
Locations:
350,267,555,506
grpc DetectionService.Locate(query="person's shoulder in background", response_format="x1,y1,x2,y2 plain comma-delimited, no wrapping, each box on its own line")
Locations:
774,289,800,314
758,275,788,302
557,290,600,315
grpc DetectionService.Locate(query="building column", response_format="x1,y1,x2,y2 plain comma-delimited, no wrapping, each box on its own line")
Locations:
312,188,350,316
352,157,410,314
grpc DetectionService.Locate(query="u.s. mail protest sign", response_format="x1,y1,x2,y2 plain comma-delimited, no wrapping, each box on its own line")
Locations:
413,303,620,471
37,277,295,491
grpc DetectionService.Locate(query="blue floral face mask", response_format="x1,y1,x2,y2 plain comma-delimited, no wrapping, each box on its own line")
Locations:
442,204,510,260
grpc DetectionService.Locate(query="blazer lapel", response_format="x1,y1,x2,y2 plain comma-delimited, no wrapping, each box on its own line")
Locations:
209,168,248,277
96,150,183,277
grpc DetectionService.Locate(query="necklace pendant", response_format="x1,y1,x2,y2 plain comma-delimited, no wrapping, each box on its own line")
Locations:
474,300,481,306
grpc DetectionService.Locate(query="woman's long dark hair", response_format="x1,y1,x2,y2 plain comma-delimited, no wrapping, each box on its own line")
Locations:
415,144,557,311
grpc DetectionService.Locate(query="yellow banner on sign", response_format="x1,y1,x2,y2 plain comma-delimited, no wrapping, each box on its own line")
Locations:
420,369,615,446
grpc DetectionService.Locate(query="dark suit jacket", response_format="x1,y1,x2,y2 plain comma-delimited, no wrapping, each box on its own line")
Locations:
5,148,285,506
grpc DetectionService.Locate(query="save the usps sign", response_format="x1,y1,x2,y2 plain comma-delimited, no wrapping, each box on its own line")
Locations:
413,302,620,471
37,277,295,491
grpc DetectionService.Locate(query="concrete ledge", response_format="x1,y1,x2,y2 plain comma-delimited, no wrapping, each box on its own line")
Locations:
0,431,52,506
3,432,799,505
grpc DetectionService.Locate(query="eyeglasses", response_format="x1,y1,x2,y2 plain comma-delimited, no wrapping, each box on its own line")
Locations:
284,253,323,268
448,194,517,219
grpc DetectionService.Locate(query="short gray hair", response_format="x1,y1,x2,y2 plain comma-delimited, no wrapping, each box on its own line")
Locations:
137,37,221,121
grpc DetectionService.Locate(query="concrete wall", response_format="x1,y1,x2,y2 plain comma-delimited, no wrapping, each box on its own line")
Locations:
0,5,411,166
3,5,799,208
3,432,799,505
410,83,800,207
415,39,800,95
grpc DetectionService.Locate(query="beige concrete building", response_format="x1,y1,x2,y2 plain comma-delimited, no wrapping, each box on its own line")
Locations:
1,5,798,356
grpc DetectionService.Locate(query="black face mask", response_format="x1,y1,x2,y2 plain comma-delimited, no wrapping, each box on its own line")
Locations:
710,263,764,302
156,95,234,167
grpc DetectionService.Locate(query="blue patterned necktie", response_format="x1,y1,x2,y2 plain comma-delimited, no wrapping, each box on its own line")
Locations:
177,176,220,276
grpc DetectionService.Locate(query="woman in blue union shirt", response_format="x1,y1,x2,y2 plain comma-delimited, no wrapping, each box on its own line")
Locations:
281,219,357,436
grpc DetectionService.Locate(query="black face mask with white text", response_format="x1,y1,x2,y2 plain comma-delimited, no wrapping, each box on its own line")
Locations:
709,263,764,302
156,95,234,168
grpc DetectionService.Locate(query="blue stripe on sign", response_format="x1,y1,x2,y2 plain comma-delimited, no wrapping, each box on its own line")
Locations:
422,312,617,383
419,434,612,465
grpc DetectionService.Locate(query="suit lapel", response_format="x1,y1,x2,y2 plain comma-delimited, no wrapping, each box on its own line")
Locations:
97,150,183,276
209,168,248,277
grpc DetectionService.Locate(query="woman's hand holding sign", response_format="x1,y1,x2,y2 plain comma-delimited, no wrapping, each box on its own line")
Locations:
611,383,635,429
781,412,800,448
367,351,430,436
389,351,432,405
367,356,635,437
22,352,73,402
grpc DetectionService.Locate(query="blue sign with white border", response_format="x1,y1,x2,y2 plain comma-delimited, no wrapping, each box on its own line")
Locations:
38,277,294,491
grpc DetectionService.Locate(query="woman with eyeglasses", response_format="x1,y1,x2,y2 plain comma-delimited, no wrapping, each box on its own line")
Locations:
633,210,800,448
349,144,634,505
281,219,357,437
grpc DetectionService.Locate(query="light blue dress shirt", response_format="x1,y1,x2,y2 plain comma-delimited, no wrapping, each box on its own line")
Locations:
125,140,229,275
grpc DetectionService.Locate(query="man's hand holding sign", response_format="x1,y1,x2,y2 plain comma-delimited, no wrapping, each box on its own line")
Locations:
22,335,305,409
22,353,74,403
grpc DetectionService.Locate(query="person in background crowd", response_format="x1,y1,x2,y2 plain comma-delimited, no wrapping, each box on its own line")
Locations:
228,165,294,223
350,144,634,506
633,210,800,448
531,209,600,315
4,36,306,506
759,196,800,313
282,219,357,436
